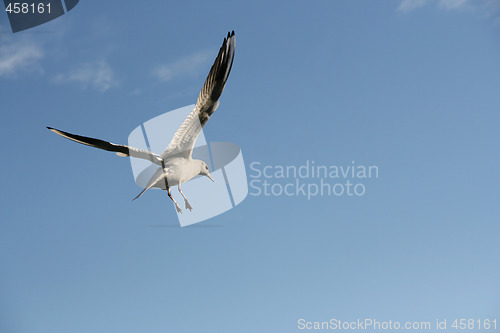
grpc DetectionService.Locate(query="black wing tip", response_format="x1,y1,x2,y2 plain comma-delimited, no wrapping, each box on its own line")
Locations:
47,127,62,134
225,31,235,42
221,31,235,49
47,127,66,135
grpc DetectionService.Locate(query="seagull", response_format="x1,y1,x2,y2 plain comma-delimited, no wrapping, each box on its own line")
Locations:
47,31,235,213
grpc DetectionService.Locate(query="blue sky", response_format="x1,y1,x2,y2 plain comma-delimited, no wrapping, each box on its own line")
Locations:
1,1,500,332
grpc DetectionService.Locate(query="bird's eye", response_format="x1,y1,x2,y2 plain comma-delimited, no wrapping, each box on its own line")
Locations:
206,166,209,170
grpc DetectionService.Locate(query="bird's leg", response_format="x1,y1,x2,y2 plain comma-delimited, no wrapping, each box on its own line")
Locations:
161,161,182,213
167,187,182,213
178,184,193,211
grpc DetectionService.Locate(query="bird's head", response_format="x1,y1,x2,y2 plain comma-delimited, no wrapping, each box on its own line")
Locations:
198,160,214,182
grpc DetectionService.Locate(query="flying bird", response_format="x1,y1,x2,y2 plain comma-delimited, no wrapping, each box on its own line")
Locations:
48,31,236,213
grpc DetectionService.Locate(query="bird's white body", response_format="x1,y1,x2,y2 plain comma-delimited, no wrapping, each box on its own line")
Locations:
151,158,201,189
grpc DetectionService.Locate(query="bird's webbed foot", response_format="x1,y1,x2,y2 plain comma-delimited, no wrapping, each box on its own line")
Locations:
184,200,193,211
174,202,183,214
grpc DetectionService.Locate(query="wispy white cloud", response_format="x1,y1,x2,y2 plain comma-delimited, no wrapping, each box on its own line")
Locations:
398,0,430,12
438,0,469,10
0,40,43,77
398,0,500,22
54,61,118,92
152,50,213,82
484,0,500,12
483,0,500,23
398,0,470,11
130,88,142,95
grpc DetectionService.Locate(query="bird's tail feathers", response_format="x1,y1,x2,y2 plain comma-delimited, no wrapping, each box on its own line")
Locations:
132,173,167,201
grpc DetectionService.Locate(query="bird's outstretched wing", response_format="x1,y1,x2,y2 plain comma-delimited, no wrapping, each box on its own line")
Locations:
160,31,235,160
195,30,236,119
47,127,162,165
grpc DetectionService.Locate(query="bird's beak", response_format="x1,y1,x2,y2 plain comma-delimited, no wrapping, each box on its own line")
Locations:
207,174,215,182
